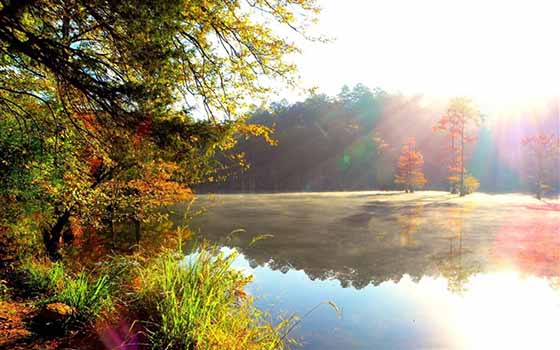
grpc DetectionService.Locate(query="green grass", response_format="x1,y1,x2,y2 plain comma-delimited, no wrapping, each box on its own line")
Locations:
20,259,65,293
19,259,113,328
53,271,113,326
132,247,289,350
17,243,294,348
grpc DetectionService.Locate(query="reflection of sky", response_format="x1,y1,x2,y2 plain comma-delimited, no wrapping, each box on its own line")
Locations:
224,247,560,350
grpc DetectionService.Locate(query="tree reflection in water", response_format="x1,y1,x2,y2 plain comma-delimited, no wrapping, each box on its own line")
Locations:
431,204,480,294
175,192,560,293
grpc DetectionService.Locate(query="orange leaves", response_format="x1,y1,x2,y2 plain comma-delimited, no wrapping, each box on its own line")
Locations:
79,113,101,133
433,97,481,141
102,159,193,224
89,157,103,177
433,97,481,192
522,132,557,152
394,138,427,190
133,117,152,148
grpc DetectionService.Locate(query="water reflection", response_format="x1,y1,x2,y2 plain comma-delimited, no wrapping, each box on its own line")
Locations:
228,249,560,350
176,192,560,349
431,204,480,294
396,205,424,247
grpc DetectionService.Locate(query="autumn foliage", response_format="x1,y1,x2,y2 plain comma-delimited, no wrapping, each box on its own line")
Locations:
394,138,426,193
433,97,481,196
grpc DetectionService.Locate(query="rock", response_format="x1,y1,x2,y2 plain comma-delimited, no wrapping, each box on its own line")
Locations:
36,302,74,324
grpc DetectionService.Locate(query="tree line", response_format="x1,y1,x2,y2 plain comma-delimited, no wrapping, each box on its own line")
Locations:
199,86,560,198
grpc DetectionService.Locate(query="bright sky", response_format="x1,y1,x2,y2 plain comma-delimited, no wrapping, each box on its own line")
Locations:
293,0,560,112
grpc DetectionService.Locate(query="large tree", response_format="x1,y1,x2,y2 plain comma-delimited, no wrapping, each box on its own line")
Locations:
0,0,320,258
434,97,481,196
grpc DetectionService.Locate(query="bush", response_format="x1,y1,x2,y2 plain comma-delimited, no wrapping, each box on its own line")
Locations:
132,248,288,350
464,175,480,195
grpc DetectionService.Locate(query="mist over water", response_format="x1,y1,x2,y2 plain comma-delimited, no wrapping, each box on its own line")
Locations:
175,191,560,350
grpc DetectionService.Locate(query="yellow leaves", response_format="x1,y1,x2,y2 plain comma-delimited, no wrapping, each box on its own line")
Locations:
464,175,480,194
237,123,278,146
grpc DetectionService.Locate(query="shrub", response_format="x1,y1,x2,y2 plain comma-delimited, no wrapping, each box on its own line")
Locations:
464,175,480,195
53,271,113,326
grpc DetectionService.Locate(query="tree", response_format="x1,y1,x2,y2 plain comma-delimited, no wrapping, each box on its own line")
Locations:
434,97,481,196
522,132,559,199
394,138,426,193
0,0,320,258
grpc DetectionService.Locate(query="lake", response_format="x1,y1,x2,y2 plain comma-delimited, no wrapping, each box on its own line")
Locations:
175,191,560,350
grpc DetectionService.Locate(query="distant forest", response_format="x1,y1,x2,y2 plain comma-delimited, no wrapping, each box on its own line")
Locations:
198,84,559,193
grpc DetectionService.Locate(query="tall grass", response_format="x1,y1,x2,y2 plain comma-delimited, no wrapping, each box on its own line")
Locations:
133,247,288,350
21,259,65,293
54,271,113,326
20,259,113,328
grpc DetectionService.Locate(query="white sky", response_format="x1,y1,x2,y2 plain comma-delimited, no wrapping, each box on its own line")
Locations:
291,0,560,112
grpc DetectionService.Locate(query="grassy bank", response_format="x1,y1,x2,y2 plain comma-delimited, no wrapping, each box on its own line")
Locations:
2,238,291,350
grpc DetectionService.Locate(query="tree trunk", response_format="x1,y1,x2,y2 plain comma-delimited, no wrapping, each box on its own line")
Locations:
43,210,71,260
459,125,466,196
110,219,116,247
450,136,457,194
134,219,141,245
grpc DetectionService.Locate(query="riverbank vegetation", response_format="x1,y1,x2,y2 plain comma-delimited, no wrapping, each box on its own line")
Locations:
2,242,290,349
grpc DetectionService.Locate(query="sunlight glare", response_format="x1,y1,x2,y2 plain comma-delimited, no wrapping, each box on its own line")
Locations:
297,0,560,112
456,272,560,350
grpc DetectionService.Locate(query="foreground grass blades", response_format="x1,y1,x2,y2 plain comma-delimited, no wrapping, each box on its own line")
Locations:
20,259,113,329
16,246,291,349
133,248,288,350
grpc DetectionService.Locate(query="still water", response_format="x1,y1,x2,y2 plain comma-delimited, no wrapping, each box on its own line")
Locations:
178,191,560,350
